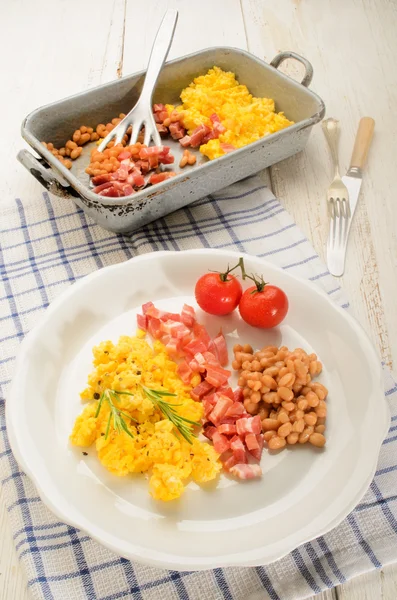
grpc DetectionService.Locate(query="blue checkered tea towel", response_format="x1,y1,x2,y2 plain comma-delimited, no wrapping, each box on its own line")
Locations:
0,174,396,600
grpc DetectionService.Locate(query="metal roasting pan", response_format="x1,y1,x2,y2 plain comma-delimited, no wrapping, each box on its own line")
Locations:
18,47,325,234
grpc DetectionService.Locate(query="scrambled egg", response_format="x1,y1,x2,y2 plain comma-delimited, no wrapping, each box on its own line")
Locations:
169,66,294,160
70,335,221,501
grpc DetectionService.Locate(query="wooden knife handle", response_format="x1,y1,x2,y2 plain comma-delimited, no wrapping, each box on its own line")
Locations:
350,117,375,170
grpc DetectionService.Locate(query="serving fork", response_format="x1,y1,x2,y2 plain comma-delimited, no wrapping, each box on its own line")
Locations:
98,9,178,152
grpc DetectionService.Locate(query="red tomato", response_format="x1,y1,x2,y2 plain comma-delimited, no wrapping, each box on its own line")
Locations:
195,273,242,316
239,285,288,328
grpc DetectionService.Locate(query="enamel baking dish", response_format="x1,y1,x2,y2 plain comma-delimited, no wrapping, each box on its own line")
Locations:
18,47,325,234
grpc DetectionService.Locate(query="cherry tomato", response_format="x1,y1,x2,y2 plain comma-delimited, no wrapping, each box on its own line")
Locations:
239,284,288,328
195,273,243,316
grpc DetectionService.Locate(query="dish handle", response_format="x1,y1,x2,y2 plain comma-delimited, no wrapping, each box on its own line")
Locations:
17,150,78,201
270,51,313,87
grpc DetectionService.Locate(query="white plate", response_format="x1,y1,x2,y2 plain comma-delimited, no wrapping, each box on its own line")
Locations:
6,249,390,570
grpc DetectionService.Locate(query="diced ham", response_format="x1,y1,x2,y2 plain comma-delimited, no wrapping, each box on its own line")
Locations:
160,320,190,339
230,436,248,463
165,338,181,357
159,312,181,322
177,361,193,384
169,121,186,140
194,352,206,365
229,464,262,480
208,395,233,425
93,181,113,193
213,331,229,366
98,186,122,197
193,323,212,346
202,351,219,365
220,143,236,154
217,423,237,436
136,313,148,331
153,103,166,112
149,172,176,184
217,386,234,400
181,304,196,327
203,424,217,441
212,432,230,455
202,394,217,417
189,124,212,147
248,434,264,462
118,151,132,160
190,380,214,401
92,174,111,185
236,415,262,436
225,402,246,419
156,123,168,134
139,145,166,159
188,358,205,373
147,317,162,339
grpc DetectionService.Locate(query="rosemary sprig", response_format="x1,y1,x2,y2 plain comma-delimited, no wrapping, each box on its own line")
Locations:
95,389,137,440
109,386,200,444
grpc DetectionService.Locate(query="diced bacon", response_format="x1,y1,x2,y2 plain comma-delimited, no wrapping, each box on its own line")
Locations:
122,184,134,196
148,155,159,169
229,464,262,480
159,312,181,322
169,121,186,140
202,393,217,417
142,301,154,314
115,162,129,181
189,124,211,147
156,123,168,134
213,122,226,136
153,103,166,112
93,181,113,193
177,361,193,384
248,434,264,462
208,395,233,425
160,320,190,338
181,304,196,328
230,436,247,463
179,135,191,147
165,338,181,357
190,380,214,402
202,130,216,144
220,143,236,154
245,433,259,452
149,172,176,184
217,423,237,436
118,151,132,160
193,323,211,346
233,388,244,403
92,174,111,185
203,424,217,441
127,168,145,188
205,365,231,388
188,358,205,373
202,351,219,365
222,454,238,471
225,402,246,418
99,186,123,197
135,159,150,174
212,432,230,455
213,331,228,366
139,145,166,159
217,386,234,400
145,306,167,319
184,339,208,356
236,415,262,436
210,113,221,124
147,317,162,339
136,313,147,331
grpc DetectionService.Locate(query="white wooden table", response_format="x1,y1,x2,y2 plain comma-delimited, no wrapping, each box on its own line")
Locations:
1,1,396,598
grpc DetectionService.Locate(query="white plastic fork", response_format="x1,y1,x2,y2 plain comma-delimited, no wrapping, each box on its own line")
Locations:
98,9,178,152
322,118,351,276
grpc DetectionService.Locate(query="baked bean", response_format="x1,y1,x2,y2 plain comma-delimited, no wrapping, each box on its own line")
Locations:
262,419,279,431
293,419,305,433
234,362,243,372
317,417,326,425
243,388,251,398
277,387,294,402
309,433,326,447
243,344,253,353
258,405,269,420
233,344,243,353
286,359,295,372
268,436,286,450
269,410,277,419
293,383,303,394
315,424,326,434
298,429,311,444
244,399,259,414
262,375,277,390
251,391,261,403
277,409,289,424
278,422,292,437
251,360,262,371
295,409,304,420
264,366,279,377
72,130,81,142
278,366,289,379
263,430,276,442
297,398,308,411
63,159,72,169
278,373,295,388
309,360,318,376
287,432,299,445
263,392,278,404
70,147,82,160
306,391,320,407
260,386,270,394
281,401,295,411
304,412,317,426
315,400,327,418
301,386,311,396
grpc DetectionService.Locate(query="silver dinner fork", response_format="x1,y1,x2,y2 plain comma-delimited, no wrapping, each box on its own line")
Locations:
98,9,178,152
322,118,350,276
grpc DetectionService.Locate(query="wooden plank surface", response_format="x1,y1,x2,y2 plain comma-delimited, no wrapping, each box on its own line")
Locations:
0,0,396,599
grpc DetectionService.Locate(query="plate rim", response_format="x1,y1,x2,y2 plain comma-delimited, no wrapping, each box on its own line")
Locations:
6,249,391,570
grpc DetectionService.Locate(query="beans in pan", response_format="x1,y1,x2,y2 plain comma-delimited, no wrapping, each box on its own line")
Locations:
232,343,328,450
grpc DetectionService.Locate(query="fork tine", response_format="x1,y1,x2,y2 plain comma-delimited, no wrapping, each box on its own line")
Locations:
130,122,143,145
97,129,117,153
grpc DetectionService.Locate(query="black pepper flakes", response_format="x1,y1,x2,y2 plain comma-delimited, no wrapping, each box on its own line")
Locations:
93,392,100,400
136,370,141,375
82,452,88,456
